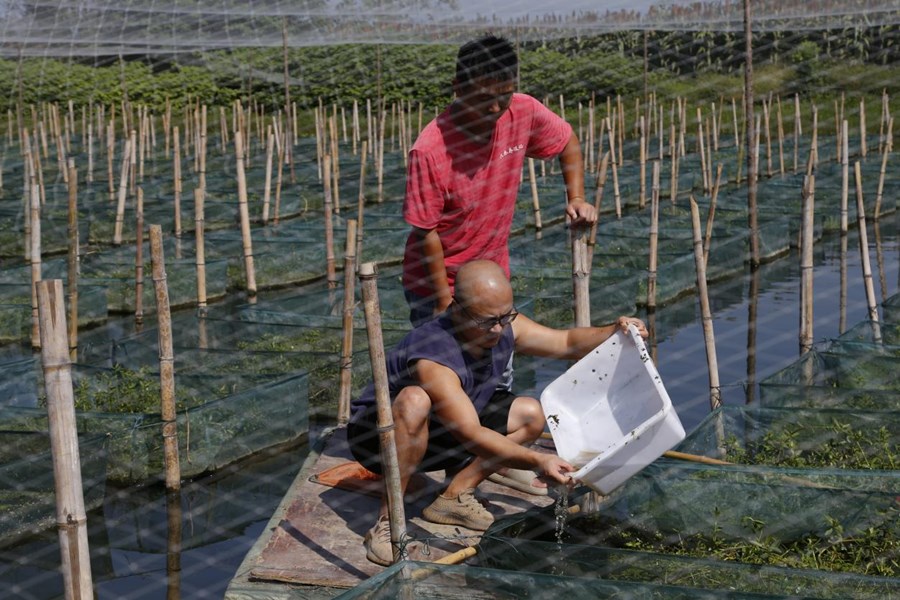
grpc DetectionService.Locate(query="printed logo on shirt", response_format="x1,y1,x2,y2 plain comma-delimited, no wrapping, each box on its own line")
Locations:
499,144,525,159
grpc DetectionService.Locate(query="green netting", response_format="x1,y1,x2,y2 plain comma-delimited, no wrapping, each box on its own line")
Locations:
0,355,308,484
334,560,798,599
828,319,900,353
476,535,900,599
0,419,108,544
482,461,900,587
884,292,900,325
676,405,899,471
758,348,900,410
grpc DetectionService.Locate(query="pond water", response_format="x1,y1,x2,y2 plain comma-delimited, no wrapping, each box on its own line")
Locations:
0,212,896,599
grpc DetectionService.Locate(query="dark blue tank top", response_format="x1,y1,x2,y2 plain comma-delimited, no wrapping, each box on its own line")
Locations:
350,313,515,416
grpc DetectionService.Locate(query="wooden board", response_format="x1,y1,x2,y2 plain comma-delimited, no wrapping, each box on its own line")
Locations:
245,425,556,590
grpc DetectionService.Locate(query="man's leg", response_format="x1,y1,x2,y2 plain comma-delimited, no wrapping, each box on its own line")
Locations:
422,395,545,531
360,386,432,565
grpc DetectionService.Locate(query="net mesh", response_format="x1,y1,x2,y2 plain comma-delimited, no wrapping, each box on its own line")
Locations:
0,1,899,598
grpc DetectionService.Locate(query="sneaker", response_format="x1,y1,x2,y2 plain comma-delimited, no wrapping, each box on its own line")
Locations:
422,488,494,531
363,516,394,566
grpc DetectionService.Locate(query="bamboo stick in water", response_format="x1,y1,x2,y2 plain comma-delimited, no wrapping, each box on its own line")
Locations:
135,187,145,326
338,219,359,425
690,197,721,410
647,161,659,310
323,154,337,288
853,162,882,343
194,188,207,312
799,175,815,355
36,279,94,599
66,159,78,359
359,262,409,564
150,224,182,490
30,152,42,350
234,130,257,296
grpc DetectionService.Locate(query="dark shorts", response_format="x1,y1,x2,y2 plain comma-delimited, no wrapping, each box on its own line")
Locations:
347,389,516,475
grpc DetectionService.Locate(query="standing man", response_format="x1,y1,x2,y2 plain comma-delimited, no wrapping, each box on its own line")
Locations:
348,260,647,566
402,34,596,325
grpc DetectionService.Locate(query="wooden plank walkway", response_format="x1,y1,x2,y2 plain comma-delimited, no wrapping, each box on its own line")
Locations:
226,425,556,599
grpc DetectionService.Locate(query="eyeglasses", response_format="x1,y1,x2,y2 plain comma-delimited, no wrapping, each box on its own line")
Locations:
455,300,518,330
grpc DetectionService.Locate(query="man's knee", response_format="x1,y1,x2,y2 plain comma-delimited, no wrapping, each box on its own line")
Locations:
392,386,432,428
508,396,544,437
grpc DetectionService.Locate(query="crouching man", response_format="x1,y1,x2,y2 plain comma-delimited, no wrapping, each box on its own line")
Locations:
347,259,647,565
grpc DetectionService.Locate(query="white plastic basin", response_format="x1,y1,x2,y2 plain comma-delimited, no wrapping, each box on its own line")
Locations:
540,324,685,494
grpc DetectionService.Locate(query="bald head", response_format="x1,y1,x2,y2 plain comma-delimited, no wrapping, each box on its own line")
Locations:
454,260,512,309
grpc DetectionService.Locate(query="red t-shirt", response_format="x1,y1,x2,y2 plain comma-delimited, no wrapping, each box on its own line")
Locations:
402,93,572,297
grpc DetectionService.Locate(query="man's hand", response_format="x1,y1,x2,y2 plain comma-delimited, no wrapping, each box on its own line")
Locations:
535,453,576,488
616,316,649,338
565,198,597,225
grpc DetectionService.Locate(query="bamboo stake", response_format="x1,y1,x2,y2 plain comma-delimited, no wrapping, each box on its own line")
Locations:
233,130,257,295
572,225,590,327
330,115,341,214
194,188,207,312
690,197,721,410
608,117,621,218
732,97,740,149
356,141,369,262
262,126,274,225
359,262,409,564
30,153,42,350
859,98,867,158
135,188,145,326
669,121,677,204
36,279,94,599
776,96,785,174
799,175,815,355
323,154,338,288
106,122,115,196
793,94,801,173
338,220,359,425
173,126,182,238
647,162,659,310
150,225,182,490
703,164,723,267
639,115,647,208
853,162,882,343
587,152,610,264
113,137,132,245
874,117,892,220
763,97,772,177
66,159,78,360
528,158,542,232
697,109,709,193
377,109,386,203
274,129,285,225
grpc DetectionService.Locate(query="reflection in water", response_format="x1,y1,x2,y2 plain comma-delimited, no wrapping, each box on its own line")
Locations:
166,488,182,600
745,266,760,405
840,231,848,334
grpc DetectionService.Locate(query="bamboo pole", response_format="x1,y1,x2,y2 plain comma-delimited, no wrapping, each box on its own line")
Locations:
703,164,723,266
194,188,207,312
262,125,274,225
323,154,338,288
36,279,94,600
173,126,182,238
690,197,721,410
799,175,815,355
853,162,882,343
763,97,772,177
669,121,677,204
776,95,785,175
639,115,647,208
359,262,409,564
330,115,341,214
66,159,78,360
274,119,286,224
234,130,257,295
377,108,386,203
30,152,42,350
528,158,542,232
697,109,709,193
113,137,132,245
793,94,801,173
356,141,369,262
874,117,892,220
150,224,182,490
135,187,145,326
587,152,610,265
608,117,621,218
841,120,850,237
572,225,591,327
106,122,115,196
647,161,659,310
745,264,760,404
338,220,359,425
859,98,867,158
